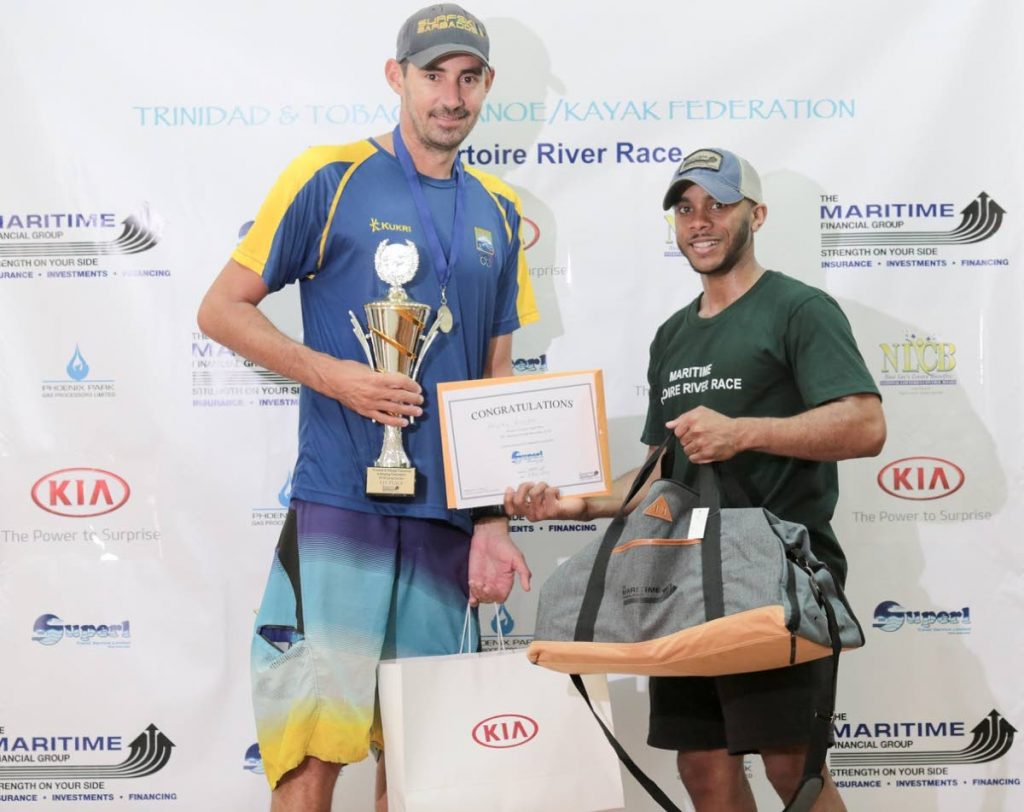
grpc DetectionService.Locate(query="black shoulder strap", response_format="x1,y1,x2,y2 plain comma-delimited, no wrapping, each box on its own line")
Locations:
571,674,684,812
573,435,674,642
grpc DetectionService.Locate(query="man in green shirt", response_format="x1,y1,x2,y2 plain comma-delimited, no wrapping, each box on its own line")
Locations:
506,148,885,811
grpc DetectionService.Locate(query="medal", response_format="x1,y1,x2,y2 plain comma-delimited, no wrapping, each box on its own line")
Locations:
392,125,465,334
437,303,454,333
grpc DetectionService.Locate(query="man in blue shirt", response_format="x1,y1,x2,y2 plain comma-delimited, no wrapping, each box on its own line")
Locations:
198,5,537,810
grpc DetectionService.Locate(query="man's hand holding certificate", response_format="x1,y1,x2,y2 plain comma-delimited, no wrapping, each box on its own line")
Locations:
436,370,612,509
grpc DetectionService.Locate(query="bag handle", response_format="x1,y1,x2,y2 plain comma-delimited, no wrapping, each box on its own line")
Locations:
574,434,739,638
573,434,675,642
458,603,508,654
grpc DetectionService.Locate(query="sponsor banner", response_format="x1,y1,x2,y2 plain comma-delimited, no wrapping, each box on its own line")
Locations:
3,3,1023,810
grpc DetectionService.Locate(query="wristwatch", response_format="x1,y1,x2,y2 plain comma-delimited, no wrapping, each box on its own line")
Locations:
468,504,508,522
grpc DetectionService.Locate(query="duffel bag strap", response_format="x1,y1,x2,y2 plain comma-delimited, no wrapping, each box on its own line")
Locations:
570,673,684,812
573,434,675,642
783,577,843,812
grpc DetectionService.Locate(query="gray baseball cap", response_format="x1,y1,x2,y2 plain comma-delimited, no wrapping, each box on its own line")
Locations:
662,148,763,210
396,4,490,68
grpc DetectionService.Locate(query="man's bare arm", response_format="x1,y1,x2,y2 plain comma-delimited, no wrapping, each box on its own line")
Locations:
197,259,423,426
669,393,885,464
504,446,661,523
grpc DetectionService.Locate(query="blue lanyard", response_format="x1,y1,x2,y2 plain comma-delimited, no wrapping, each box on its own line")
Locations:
392,125,466,299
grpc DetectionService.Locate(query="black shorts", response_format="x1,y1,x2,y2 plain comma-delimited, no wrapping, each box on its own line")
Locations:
647,659,835,753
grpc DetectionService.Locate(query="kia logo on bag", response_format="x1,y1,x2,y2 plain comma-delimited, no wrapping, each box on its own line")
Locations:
471,714,538,748
877,457,964,501
31,468,131,517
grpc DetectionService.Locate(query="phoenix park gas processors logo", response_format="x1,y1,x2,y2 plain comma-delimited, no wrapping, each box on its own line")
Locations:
251,471,292,527
877,458,964,500
471,715,538,749
41,344,117,399
31,468,130,517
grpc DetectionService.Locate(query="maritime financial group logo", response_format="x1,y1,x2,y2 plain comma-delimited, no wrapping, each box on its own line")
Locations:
872,600,971,635
31,468,131,518
819,192,1008,270
0,204,170,281
41,344,117,399
192,333,299,408
830,711,1016,770
0,724,176,787
879,332,957,393
32,613,132,648
877,457,964,501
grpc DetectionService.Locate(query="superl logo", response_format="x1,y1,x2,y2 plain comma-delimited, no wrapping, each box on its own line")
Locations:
877,457,964,501
471,714,538,749
31,468,131,517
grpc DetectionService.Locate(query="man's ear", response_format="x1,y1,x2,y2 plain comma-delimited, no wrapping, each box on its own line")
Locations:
751,202,768,231
384,58,404,94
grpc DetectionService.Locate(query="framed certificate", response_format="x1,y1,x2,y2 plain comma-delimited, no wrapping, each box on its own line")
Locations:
436,369,612,509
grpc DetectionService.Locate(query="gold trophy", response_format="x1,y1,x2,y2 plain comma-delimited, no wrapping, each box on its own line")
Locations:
349,239,444,496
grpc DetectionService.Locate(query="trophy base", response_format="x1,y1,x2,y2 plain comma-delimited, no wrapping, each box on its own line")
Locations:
366,466,416,497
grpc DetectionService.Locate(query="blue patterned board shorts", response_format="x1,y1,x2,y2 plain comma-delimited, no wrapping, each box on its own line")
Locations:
250,499,477,788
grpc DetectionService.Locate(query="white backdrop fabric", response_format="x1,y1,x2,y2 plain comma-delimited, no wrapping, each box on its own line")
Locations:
1,2,1022,810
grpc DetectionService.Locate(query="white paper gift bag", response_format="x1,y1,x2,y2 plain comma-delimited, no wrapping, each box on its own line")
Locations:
379,642,624,812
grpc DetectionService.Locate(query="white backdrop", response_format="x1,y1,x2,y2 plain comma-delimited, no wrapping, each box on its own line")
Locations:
1,2,1022,810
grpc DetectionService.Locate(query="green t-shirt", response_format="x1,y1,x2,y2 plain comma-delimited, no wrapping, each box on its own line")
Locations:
641,270,879,582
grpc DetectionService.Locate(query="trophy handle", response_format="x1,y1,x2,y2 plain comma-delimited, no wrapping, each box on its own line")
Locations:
410,318,443,384
349,310,375,368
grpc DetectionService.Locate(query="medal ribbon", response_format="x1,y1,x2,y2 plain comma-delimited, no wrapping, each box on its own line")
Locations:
392,125,465,301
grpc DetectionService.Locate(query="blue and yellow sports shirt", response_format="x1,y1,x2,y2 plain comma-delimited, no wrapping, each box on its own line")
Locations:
233,139,538,530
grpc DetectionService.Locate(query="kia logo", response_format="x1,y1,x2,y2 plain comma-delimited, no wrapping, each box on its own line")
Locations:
471,714,538,748
520,217,540,251
31,468,131,517
877,457,964,501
